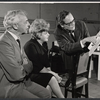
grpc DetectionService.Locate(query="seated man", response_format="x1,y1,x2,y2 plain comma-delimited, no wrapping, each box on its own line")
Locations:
0,10,51,98
54,10,97,97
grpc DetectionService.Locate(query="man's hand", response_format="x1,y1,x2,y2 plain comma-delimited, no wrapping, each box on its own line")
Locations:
54,41,59,47
81,36,97,46
23,58,33,74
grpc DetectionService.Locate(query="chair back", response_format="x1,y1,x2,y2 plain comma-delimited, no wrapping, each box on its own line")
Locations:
71,51,91,89
59,50,91,98
77,52,89,75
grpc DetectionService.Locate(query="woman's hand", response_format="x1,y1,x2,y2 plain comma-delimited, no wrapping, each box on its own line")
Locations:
48,71,62,83
40,67,62,83
54,73,62,83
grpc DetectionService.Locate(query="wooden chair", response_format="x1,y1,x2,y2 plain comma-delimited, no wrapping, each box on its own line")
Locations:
60,52,91,98
49,41,91,98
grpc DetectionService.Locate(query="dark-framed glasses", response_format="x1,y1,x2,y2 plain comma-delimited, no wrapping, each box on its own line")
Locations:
38,29,48,33
64,18,75,26
38,29,50,34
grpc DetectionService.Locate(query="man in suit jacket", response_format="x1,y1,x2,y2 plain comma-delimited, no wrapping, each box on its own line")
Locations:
0,10,51,98
54,10,96,97
54,10,97,74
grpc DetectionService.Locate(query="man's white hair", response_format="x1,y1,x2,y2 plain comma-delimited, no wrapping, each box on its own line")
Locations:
3,10,27,29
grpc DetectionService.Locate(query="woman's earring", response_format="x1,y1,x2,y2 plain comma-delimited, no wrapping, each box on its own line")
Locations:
61,25,64,28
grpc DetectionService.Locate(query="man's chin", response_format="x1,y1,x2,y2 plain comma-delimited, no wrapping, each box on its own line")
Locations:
70,26,75,30
21,31,29,35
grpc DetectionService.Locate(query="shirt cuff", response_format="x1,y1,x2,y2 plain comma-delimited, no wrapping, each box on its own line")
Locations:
88,43,93,50
80,40,85,48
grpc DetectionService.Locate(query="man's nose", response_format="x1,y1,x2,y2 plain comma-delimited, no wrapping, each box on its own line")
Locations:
28,21,30,26
28,24,30,29
47,32,50,36
72,21,75,25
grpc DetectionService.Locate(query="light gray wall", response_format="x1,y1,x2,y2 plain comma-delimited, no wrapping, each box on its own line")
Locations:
0,3,40,19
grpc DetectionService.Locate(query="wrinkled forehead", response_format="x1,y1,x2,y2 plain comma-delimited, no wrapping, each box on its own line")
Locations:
63,13,74,23
18,14,26,19
17,15,28,22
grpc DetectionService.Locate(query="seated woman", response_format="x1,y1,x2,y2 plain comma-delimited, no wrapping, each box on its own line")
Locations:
24,19,64,98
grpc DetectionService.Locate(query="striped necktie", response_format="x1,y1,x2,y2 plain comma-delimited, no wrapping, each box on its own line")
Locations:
69,32,76,42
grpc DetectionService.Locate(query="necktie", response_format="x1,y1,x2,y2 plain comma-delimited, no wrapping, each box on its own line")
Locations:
16,39,21,49
69,32,76,42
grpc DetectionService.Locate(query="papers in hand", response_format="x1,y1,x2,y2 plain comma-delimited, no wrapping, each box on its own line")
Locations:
89,31,100,56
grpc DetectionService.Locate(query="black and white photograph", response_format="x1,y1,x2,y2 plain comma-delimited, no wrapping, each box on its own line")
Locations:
0,2,100,98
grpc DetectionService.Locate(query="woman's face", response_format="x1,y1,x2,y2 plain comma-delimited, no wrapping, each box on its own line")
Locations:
39,31,50,42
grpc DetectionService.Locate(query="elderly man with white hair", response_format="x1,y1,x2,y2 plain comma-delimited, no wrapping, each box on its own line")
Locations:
0,10,51,98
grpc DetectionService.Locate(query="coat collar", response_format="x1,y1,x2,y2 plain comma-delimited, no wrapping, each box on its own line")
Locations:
57,24,77,42
5,31,21,53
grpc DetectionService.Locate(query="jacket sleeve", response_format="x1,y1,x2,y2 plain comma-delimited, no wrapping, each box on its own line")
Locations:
24,43,44,73
0,41,26,82
22,50,33,75
54,21,90,55
54,32,83,55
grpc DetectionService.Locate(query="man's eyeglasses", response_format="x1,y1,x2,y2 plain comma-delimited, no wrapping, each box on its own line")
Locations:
64,19,75,26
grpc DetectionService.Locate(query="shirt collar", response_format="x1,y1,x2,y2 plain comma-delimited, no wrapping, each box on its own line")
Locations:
7,30,19,40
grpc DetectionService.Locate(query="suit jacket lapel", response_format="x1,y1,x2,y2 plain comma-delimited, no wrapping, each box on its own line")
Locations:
62,29,75,43
5,31,21,54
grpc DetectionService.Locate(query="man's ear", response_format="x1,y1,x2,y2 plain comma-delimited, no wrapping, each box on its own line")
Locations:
12,24,18,30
